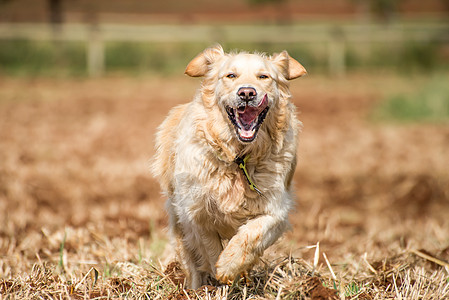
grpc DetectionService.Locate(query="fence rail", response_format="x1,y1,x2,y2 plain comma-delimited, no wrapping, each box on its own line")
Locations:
1,22,448,76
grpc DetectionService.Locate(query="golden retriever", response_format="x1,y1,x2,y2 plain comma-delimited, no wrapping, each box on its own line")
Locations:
152,45,306,289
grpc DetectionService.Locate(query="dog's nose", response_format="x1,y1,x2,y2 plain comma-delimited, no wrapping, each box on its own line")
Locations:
238,87,257,102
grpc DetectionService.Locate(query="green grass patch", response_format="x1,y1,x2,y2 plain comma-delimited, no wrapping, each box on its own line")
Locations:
0,39,87,76
372,76,449,123
105,41,210,75
344,282,362,297
1,38,448,77
58,231,67,273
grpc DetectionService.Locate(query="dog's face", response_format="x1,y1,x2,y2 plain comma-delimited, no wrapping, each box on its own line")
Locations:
217,53,278,142
185,45,306,143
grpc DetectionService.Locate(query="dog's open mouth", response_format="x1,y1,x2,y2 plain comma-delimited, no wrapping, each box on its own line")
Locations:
226,94,269,142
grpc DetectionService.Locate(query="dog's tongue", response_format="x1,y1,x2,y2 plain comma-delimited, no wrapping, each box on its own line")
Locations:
237,95,268,126
238,106,259,125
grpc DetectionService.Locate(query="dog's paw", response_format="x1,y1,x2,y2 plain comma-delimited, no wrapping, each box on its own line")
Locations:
215,261,237,284
215,238,256,284
215,247,243,283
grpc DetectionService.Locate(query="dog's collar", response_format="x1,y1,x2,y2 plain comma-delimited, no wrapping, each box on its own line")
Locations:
234,154,263,196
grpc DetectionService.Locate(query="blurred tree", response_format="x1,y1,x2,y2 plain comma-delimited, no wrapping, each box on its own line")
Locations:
0,0,13,22
48,0,63,25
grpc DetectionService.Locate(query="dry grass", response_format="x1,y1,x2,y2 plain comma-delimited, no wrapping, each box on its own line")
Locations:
1,74,448,299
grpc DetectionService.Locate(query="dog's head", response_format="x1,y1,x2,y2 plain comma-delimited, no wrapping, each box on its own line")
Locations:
185,45,306,143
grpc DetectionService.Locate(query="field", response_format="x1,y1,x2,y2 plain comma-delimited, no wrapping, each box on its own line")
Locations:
1,72,449,299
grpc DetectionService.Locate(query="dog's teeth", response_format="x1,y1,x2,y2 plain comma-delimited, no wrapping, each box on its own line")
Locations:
238,128,257,140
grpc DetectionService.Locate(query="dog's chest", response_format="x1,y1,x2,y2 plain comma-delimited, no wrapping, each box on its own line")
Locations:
189,161,266,236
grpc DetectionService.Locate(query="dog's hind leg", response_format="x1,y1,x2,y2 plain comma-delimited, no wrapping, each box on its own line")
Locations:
169,221,205,289
197,229,223,278
180,224,223,288
166,200,202,288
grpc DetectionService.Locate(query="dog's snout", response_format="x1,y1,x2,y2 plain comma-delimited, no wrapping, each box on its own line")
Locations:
238,87,257,102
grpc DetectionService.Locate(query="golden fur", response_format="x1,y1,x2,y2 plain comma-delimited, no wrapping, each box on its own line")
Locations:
152,45,306,288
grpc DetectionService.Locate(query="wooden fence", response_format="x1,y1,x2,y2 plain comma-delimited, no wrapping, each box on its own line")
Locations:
0,22,448,76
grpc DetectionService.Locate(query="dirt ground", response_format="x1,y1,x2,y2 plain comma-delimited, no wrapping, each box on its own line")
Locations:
0,73,448,298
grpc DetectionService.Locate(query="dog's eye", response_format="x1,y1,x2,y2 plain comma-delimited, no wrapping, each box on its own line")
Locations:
226,73,237,79
258,74,269,79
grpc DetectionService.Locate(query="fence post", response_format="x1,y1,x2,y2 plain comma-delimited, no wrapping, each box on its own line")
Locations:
87,26,104,77
328,27,346,77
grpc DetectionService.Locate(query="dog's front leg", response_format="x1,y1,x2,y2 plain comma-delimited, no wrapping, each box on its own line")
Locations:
215,214,288,283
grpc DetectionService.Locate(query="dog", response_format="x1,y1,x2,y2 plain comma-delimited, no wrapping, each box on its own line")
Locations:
152,45,306,289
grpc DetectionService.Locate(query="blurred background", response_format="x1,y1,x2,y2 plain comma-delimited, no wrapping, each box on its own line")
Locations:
1,0,449,290
0,0,448,76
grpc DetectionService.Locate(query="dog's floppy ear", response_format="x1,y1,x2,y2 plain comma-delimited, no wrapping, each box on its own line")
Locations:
185,44,225,77
271,51,307,80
